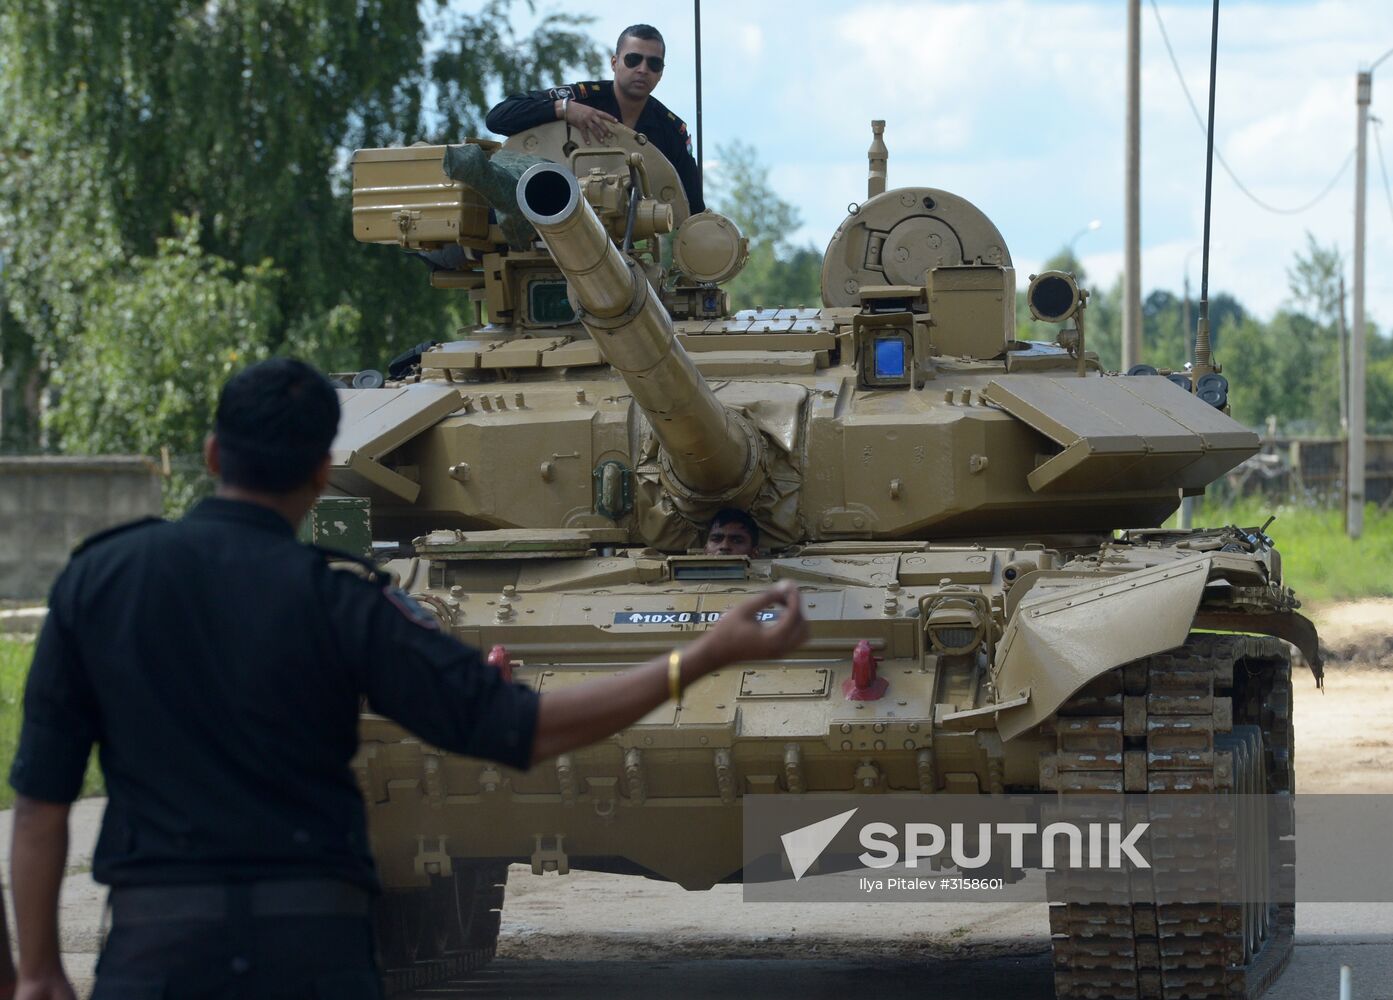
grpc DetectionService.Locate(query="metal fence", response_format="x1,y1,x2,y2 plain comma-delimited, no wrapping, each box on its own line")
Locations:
1226,436,1393,506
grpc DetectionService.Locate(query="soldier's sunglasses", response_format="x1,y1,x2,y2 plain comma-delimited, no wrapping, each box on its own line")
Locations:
622,52,665,73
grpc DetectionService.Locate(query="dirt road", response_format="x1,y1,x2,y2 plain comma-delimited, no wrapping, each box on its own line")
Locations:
1299,598,1393,792
5,599,1389,996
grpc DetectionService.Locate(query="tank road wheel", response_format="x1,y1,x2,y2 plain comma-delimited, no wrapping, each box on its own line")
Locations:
375,863,510,997
1041,634,1295,999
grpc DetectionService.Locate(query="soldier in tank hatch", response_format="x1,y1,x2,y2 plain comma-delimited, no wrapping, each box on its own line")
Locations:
704,508,759,556
8,358,806,1000
486,23,704,212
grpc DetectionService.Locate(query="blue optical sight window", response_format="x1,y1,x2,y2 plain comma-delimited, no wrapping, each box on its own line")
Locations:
874,338,907,378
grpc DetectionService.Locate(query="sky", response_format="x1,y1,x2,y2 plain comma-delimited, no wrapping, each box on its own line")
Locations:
495,0,1393,329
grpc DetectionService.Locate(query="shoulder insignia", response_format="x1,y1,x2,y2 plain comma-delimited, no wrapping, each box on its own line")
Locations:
312,544,388,585
72,517,163,556
578,82,588,98
383,586,443,631
546,85,575,101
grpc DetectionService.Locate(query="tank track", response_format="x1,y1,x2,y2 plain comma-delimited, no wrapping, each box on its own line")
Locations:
378,863,507,997
1042,633,1295,1000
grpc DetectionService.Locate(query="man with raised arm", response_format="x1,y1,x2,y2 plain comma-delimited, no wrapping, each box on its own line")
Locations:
9,358,803,999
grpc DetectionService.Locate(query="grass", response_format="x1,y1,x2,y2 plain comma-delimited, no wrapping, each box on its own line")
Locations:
0,636,103,810
1176,499,1393,606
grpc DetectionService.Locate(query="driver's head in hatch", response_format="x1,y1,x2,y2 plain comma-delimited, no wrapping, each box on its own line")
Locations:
704,508,758,556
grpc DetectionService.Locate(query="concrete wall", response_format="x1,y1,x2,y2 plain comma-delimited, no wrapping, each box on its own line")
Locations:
0,456,162,600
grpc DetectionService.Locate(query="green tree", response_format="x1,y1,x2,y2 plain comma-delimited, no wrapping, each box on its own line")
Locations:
707,140,823,311
0,0,602,457
1223,233,1347,436
1286,233,1345,329
1040,248,1088,284
1224,310,1331,434
48,217,281,508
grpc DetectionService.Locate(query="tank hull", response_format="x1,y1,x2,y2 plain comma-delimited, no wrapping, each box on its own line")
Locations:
357,538,1315,885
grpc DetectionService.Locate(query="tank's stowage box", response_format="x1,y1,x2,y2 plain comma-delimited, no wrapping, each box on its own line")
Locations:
334,119,1319,1000
351,143,492,248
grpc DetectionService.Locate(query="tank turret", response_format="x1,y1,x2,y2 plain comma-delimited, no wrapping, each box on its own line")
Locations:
515,162,764,508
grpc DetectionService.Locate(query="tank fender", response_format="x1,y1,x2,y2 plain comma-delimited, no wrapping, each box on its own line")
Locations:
993,555,1213,741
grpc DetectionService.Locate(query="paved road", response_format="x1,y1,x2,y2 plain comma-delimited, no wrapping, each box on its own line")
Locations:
10,805,1392,1000
408,939,1392,1000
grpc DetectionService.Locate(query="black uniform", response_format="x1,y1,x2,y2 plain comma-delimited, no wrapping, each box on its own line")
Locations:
11,497,538,998
486,80,705,213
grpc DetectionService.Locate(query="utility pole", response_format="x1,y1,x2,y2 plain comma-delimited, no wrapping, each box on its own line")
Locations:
1338,274,1350,532
1349,51,1392,538
1179,266,1193,528
1350,69,1369,538
1123,0,1143,371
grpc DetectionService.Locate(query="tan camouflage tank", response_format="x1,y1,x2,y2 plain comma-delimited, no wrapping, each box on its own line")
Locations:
331,118,1321,998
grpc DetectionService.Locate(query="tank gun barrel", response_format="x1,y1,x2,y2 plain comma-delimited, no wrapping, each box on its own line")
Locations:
517,163,761,500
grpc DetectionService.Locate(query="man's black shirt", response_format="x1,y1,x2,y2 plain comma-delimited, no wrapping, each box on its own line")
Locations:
486,80,705,213
10,497,539,890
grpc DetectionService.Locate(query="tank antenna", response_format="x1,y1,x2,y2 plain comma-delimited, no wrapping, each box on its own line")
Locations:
1192,0,1221,381
868,120,888,198
694,0,704,179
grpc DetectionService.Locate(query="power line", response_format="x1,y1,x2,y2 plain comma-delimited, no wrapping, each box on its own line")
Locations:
1373,117,1393,229
1149,0,1355,215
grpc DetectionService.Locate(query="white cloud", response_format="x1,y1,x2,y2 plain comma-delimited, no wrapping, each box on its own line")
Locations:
734,23,763,59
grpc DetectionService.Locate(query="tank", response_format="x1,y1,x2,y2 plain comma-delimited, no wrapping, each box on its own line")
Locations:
336,120,1322,998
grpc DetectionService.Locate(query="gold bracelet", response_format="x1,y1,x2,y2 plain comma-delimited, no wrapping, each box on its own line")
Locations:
667,649,683,704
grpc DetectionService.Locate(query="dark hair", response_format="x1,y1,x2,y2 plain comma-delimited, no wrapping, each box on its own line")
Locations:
710,507,758,546
214,358,341,493
617,23,665,57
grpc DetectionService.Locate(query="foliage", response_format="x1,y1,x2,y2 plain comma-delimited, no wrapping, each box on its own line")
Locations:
1223,310,1334,433
708,141,801,251
0,636,104,809
0,0,602,453
43,217,279,511
48,217,279,454
707,140,823,311
729,246,824,312
429,2,606,140
1286,233,1345,329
